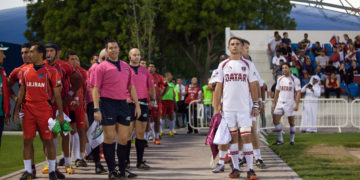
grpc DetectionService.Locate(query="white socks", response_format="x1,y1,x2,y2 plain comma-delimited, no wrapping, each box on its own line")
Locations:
150,122,155,137
169,119,175,132
275,124,283,142
48,159,56,173
290,126,296,142
64,157,71,166
160,119,164,133
253,149,262,160
229,143,240,170
243,143,254,171
218,151,226,165
155,132,159,139
24,160,32,173
73,133,80,160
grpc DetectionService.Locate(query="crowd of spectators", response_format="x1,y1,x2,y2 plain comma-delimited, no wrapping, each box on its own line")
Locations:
268,31,360,98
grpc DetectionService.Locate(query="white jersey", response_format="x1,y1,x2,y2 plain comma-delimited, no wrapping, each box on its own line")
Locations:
209,69,218,84
243,57,264,87
276,75,301,102
213,58,258,112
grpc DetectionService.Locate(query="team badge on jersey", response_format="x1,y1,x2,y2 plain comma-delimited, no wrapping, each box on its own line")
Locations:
242,67,246,72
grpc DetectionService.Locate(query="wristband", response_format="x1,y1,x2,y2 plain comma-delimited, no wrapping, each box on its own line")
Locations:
74,97,79,101
252,101,259,109
68,90,74,96
94,108,100,112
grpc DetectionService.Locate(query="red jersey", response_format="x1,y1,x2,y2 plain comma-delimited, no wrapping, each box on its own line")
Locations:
185,85,201,104
75,66,87,102
152,73,166,101
44,59,74,98
19,64,62,102
9,64,26,83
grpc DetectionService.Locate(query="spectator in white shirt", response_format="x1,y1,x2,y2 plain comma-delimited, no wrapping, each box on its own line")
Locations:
272,50,287,67
315,50,329,71
267,31,281,69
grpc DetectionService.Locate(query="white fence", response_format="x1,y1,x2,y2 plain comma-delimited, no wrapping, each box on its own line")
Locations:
188,98,359,132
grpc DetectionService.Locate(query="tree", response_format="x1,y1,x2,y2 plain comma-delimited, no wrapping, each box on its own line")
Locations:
24,0,159,67
158,0,296,84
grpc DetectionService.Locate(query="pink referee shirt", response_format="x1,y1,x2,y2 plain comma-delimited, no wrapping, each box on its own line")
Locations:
130,65,154,99
86,62,99,103
93,60,134,100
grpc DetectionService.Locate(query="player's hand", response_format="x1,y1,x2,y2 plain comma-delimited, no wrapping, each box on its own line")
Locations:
271,103,276,112
251,108,260,117
94,111,102,123
135,104,141,119
149,100,155,108
70,100,79,107
56,113,64,125
5,115,10,125
294,105,298,111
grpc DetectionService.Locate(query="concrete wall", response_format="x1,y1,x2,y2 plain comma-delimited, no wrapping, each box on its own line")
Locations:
225,28,360,52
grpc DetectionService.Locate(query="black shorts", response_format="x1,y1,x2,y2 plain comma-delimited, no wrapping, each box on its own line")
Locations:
100,97,131,126
129,99,149,122
87,102,95,126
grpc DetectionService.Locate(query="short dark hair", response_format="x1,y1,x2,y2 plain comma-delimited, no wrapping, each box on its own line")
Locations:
65,49,77,60
283,32,288,36
148,62,156,67
140,57,146,62
92,53,99,57
228,37,243,46
274,31,279,36
31,42,46,58
105,39,118,49
282,63,290,68
21,43,31,49
241,39,250,45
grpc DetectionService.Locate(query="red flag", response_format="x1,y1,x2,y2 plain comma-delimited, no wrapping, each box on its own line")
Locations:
329,35,338,46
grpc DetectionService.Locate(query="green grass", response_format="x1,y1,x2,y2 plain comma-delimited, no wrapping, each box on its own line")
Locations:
0,135,61,177
267,133,360,180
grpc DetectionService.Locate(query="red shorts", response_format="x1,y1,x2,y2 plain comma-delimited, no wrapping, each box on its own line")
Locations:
23,101,54,140
73,105,86,129
150,102,162,120
162,100,174,116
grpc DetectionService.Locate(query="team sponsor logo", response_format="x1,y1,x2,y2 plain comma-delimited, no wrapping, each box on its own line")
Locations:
241,67,246,72
280,86,292,91
225,73,247,82
126,116,131,121
143,113,147,117
27,81,45,87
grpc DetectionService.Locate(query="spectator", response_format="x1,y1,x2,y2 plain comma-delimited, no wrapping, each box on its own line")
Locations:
354,35,360,50
300,33,310,45
270,74,282,98
346,60,360,84
303,56,315,75
343,34,353,47
314,66,323,79
185,77,202,134
290,61,300,78
301,71,311,87
345,43,358,62
175,78,186,128
279,42,292,60
329,46,340,68
281,32,291,47
312,41,322,57
325,72,341,98
300,75,321,133
316,50,329,71
201,79,213,123
272,50,286,68
339,63,348,83
322,61,338,82
267,31,281,69
0,44,10,148
273,59,285,78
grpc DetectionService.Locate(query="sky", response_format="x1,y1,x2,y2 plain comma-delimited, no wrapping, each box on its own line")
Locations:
0,0,359,15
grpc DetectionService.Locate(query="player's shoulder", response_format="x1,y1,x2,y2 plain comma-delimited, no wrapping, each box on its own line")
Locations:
291,74,300,82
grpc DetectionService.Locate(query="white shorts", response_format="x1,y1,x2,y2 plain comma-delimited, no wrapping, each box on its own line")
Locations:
223,111,252,128
273,101,295,117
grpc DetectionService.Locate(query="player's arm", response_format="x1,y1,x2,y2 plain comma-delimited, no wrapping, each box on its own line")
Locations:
54,86,64,124
91,87,101,122
7,79,18,101
272,90,280,111
213,82,223,115
12,85,25,124
128,85,141,119
250,81,260,117
294,78,302,111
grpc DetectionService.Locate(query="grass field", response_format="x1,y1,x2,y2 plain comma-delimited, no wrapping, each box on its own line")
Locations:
267,133,360,180
0,135,61,177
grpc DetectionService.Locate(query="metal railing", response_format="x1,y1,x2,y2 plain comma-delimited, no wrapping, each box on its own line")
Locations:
188,98,357,133
187,99,213,129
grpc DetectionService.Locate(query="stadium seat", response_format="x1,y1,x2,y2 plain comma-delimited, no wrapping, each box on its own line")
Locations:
324,43,333,56
340,82,348,95
291,43,298,51
348,83,359,98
